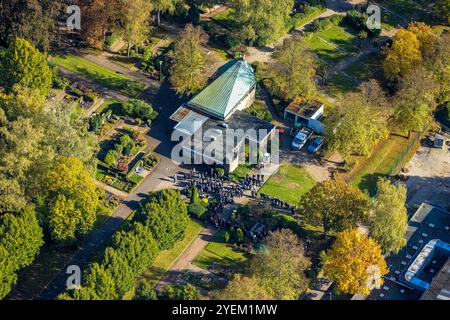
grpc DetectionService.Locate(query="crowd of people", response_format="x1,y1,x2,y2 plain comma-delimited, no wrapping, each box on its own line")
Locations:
177,167,296,241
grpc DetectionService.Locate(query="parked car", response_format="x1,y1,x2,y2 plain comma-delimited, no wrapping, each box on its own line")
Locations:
307,137,324,153
291,127,313,150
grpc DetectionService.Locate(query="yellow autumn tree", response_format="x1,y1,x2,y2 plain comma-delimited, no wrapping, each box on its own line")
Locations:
384,29,421,80
323,229,388,295
407,22,438,59
44,157,100,245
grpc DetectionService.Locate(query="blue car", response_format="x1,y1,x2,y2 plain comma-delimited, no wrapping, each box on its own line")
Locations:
307,137,323,153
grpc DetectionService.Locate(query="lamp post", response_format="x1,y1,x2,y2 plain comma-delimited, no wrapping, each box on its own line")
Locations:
159,60,163,82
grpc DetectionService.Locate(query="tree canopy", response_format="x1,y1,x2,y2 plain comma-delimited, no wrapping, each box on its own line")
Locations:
121,0,152,56
138,189,189,250
370,179,408,255
299,179,369,237
249,229,311,299
323,229,388,295
0,37,52,96
0,206,43,299
211,274,273,300
170,24,209,96
230,0,295,46
42,157,100,245
0,0,61,51
384,29,421,81
269,35,317,101
325,81,389,158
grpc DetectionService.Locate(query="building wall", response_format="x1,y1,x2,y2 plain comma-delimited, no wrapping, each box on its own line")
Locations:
235,87,256,112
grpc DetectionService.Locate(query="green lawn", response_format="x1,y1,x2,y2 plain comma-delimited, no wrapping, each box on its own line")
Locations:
306,25,360,64
379,0,438,29
192,230,248,272
327,52,384,94
96,99,123,115
51,54,146,97
347,132,421,195
258,164,316,205
137,218,204,288
344,52,384,82
286,6,327,32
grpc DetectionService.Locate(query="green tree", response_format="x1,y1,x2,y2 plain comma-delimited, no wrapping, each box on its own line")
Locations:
230,0,295,45
164,283,200,300
170,24,208,96
104,150,119,167
43,157,100,245
0,38,52,96
370,179,408,255
190,183,200,204
0,0,62,51
430,33,450,104
392,66,438,133
139,189,189,250
323,229,388,295
121,0,152,56
0,246,16,299
269,35,316,100
134,281,158,300
102,247,135,297
112,222,159,274
0,206,44,270
0,206,43,299
384,29,421,80
434,0,450,23
250,229,310,300
154,0,178,25
57,287,100,300
122,99,158,120
211,274,272,300
299,179,369,237
325,81,389,157
0,114,45,213
84,263,117,300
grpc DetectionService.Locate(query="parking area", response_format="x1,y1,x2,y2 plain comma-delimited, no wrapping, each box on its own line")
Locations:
404,139,450,210
365,203,450,300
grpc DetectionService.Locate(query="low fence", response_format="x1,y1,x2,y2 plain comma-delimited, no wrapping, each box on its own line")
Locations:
386,131,422,176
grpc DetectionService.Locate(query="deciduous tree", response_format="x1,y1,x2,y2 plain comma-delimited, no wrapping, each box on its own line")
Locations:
0,206,43,299
269,35,316,100
230,0,295,45
299,180,369,237
250,229,310,299
211,274,272,300
323,229,388,295
154,0,178,25
0,37,52,96
121,0,152,56
325,81,389,157
43,157,100,245
392,66,438,133
112,222,159,274
170,24,208,96
384,29,421,81
0,0,62,51
370,178,408,255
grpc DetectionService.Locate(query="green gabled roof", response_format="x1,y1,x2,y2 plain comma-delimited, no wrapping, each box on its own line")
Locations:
188,59,256,120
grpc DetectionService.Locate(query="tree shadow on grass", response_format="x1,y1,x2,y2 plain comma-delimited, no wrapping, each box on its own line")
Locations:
357,173,385,197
